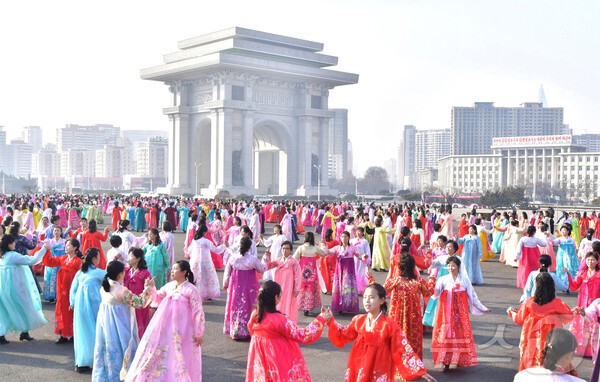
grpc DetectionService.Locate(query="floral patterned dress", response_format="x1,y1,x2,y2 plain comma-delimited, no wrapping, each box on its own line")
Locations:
246,311,325,381
327,314,428,382
293,244,327,312
125,280,204,381
189,237,225,301
328,244,361,313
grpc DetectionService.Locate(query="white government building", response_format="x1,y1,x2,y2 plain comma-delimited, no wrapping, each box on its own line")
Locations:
438,134,600,199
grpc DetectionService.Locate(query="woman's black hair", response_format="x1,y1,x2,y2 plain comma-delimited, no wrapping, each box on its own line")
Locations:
0,234,16,257
81,247,100,272
324,228,334,242
587,228,595,241
446,255,462,269
280,240,293,252
118,219,130,233
400,237,412,253
304,231,315,246
256,280,282,323
148,228,162,245
374,216,383,227
446,240,459,252
8,222,20,237
102,260,125,292
538,254,552,272
399,253,417,280
533,272,555,306
66,239,82,258
364,283,388,315
541,328,577,371
110,234,122,248
469,224,477,232
273,224,282,233
128,247,147,270
414,219,422,229
88,219,98,233
526,225,536,237
239,236,252,255
194,224,208,240
162,220,173,232
175,260,195,285
560,224,572,235
241,226,253,237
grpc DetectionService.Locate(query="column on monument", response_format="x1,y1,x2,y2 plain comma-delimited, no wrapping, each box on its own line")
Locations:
169,113,191,188
208,111,219,190
506,149,512,187
318,117,330,187
241,110,254,188
216,108,233,190
296,116,313,191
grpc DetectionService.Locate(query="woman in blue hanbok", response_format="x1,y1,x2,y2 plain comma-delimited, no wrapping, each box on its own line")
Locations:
552,224,579,281
457,225,484,284
491,213,509,254
92,260,151,382
178,202,190,232
43,226,66,301
70,245,106,372
0,236,49,344
133,202,147,232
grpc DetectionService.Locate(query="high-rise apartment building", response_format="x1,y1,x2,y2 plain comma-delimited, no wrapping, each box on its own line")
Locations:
57,124,121,152
136,137,168,178
6,140,33,178
32,148,61,178
573,134,600,153
397,125,416,189
328,109,348,179
95,145,132,178
22,126,43,152
60,150,95,178
415,129,451,171
0,127,6,172
451,102,565,155
122,129,169,153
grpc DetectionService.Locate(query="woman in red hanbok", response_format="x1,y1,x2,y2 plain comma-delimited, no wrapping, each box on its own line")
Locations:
566,251,600,357
456,214,469,254
80,220,109,269
42,241,83,343
384,253,435,359
432,256,491,369
515,225,549,289
509,272,576,371
246,281,329,382
318,229,339,294
327,283,436,382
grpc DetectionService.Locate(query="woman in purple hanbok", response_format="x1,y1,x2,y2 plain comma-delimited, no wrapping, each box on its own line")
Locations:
125,260,204,381
325,231,365,314
223,237,267,340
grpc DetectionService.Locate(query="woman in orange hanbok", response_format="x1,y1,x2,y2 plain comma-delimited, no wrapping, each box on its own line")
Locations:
456,214,469,254
384,253,435,359
509,272,576,371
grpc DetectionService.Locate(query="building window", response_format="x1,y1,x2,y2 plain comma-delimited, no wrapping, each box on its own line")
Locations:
311,95,322,109
232,85,245,101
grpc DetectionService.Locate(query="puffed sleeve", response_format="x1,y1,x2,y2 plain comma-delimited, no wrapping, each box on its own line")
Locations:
327,316,359,348
186,283,205,338
121,286,152,309
390,321,427,380
12,246,47,266
282,315,325,344
150,284,169,309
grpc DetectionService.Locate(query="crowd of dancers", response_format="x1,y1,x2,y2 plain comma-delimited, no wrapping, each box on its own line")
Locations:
1,194,600,381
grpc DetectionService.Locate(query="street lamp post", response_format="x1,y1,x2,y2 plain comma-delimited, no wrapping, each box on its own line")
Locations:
194,162,202,196
313,164,321,202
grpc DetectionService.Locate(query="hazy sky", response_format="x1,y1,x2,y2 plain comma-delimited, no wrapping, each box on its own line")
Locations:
1,0,599,176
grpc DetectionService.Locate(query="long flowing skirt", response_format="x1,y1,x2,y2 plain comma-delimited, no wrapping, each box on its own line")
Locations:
298,256,321,311
0,265,47,335
43,265,60,301
199,250,221,301
74,287,102,367
556,243,579,280
331,257,359,313
423,267,449,327
569,314,595,357
224,269,259,340
93,304,138,382
479,232,494,261
318,255,336,294
431,290,478,367
491,231,505,254
517,246,541,289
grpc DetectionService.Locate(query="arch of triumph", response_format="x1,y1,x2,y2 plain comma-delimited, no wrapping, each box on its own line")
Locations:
141,27,358,197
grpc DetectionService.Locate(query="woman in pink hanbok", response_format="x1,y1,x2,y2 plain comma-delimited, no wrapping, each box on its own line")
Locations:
56,201,68,228
268,241,302,322
440,209,454,239
246,281,329,382
223,237,267,340
293,232,328,317
126,260,204,382
537,221,557,272
183,214,198,258
302,204,314,227
190,224,226,301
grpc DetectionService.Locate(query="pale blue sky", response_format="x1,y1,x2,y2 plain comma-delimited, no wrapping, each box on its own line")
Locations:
1,0,598,176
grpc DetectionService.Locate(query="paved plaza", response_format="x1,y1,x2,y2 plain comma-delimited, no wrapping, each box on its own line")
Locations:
0,220,594,381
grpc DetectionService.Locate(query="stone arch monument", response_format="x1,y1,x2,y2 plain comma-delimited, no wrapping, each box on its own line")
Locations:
141,27,358,197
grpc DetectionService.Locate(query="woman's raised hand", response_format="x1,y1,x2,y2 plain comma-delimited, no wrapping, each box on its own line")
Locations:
144,276,156,289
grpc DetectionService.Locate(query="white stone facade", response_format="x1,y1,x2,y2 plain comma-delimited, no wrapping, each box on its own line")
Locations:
438,135,600,199
141,27,358,197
